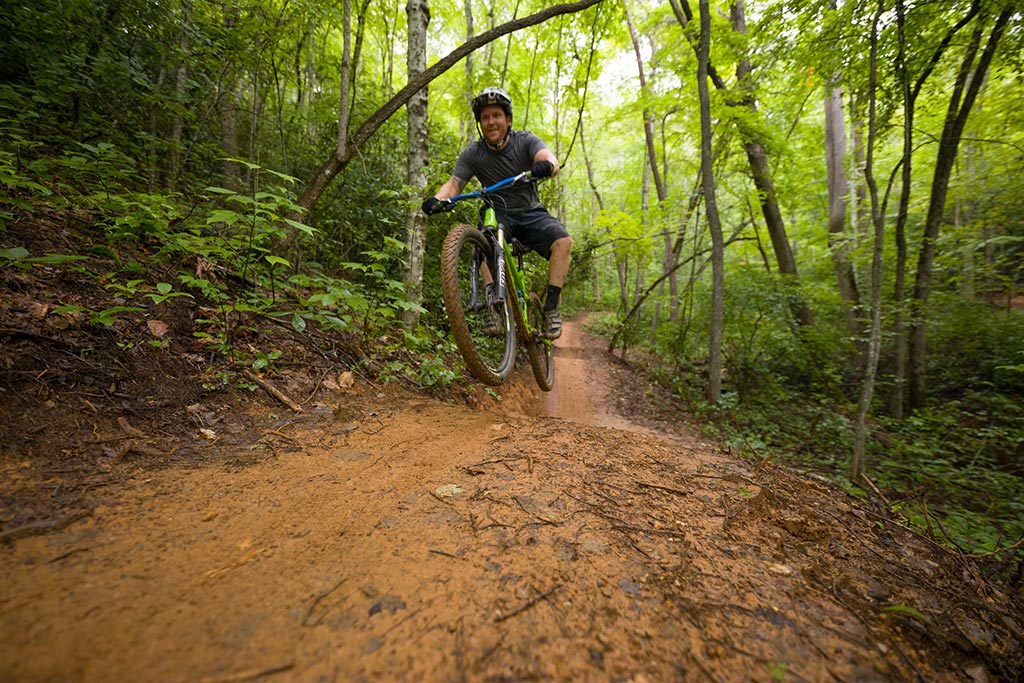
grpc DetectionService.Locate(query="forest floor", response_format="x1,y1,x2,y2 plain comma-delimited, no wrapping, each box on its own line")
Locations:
1,215,1023,682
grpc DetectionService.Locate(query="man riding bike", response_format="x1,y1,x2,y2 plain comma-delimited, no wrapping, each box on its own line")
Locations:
422,86,571,340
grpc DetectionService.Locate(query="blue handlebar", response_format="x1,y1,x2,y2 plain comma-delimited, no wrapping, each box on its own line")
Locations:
447,171,532,204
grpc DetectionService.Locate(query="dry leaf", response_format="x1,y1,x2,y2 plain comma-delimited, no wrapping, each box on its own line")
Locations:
147,319,169,337
30,301,50,319
338,371,355,389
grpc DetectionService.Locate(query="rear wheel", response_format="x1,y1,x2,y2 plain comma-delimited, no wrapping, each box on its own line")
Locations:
440,224,515,385
524,292,554,391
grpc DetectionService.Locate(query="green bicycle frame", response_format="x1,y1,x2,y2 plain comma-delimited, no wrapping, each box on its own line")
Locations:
482,206,536,339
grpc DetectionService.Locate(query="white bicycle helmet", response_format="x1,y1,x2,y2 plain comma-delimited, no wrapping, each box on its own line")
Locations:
471,86,513,122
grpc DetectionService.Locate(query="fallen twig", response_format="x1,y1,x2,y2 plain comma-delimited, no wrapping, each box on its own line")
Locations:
611,524,684,538
429,548,466,560
201,662,294,682
302,578,348,626
494,583,562,623
636,481,691,497
243,369,303,413
0,509,92,543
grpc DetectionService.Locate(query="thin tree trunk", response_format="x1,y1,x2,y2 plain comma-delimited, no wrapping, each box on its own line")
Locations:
350,0,372,117
893,0,980,415
731,0,812,328
148,56,167,190
617,258,630,315
889,0,912,418
170,2,191,190
523,38,538,130
500,0,522,86
852,0,886,483
908,6,1011,409
402,0,430,329
698,0,724,403
337,0,352,159
824,70,859,337
579,121,603,211
671,0,812,328
461,0,475,144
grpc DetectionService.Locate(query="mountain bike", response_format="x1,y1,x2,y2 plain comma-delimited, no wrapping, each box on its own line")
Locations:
430,172,554,391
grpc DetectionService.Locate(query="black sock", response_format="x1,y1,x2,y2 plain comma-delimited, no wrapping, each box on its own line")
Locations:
545,285,561,312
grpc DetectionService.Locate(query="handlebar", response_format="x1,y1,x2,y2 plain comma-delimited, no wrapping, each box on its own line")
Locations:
448,171,533,204
429,171,535,214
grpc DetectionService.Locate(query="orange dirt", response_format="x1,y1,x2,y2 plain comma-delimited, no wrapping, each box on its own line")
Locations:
1,320,1020,682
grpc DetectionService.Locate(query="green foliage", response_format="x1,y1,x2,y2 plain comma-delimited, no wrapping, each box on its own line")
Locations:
1,246,88,269
925,296,1024,394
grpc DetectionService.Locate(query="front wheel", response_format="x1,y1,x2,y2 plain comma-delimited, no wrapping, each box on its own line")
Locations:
524,292,554,391
440,224,516,385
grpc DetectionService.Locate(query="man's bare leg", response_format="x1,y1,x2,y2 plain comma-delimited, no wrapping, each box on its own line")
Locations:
548,236,572,287
543,236,572,339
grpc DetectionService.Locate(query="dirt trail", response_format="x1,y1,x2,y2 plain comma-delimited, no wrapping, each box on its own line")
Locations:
1,321,1019,682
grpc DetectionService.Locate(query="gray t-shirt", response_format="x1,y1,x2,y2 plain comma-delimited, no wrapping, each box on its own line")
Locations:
452,130,547,215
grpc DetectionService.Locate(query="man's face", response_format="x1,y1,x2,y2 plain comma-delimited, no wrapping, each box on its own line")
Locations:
478,104,510,146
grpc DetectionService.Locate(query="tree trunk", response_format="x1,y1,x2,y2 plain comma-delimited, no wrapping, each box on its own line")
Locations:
293,0,604,218
170,2,191,190
888,0,912,419
350,0,372,117
218,5,240,192
825,76,860,337
579,118,604,212
219,86,240,192
461,0,475,144
337,0,352,160
148,56,167,190
892,0,979,415
624,0,669,338
852,0,887,483
500,0,522,86
731,0,812,328
617,258,630,315
907,6,1011,409
698,0,724,403
402,0,430,329
672,0,812,329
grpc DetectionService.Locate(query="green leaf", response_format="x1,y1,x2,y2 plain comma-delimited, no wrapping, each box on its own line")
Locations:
31,254,88,264
291,313,306,332
284,217,316,235
207,209,240,226
263,254,291,268
882,605,931,624
1,246,30,260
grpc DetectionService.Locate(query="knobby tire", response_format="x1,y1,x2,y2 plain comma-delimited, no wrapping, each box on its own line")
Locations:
440,224,515,385
525,292,554,391
507,282,554,392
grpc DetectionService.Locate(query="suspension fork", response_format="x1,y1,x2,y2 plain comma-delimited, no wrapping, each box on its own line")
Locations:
482,207,508,303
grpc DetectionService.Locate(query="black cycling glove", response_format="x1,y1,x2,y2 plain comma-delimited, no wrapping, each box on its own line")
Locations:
422,197,444,215
530,160,554,179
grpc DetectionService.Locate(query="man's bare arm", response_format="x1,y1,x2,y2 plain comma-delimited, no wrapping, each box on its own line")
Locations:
435,176,466,200
534,148,560,178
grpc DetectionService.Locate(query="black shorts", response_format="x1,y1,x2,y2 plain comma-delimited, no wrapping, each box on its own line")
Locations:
486,207,569,260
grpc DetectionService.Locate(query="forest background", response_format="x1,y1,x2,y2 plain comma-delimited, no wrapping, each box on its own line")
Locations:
1,0,1021,577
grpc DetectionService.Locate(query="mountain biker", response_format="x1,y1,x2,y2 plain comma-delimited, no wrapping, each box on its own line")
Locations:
422,86,571,340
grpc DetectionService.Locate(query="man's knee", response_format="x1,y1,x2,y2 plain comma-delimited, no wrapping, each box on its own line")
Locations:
551,235,572,257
